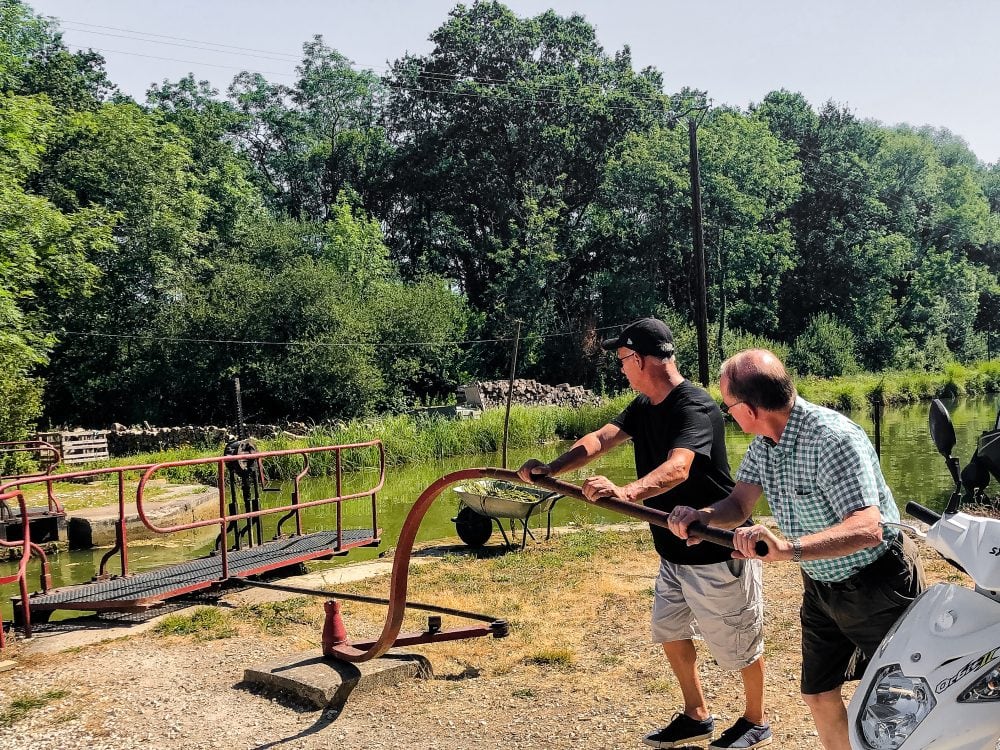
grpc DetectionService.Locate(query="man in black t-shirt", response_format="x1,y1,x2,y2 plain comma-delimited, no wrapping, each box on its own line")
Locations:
517,318,770,750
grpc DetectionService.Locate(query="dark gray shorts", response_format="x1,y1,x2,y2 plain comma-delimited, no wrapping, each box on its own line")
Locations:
800,533,926,695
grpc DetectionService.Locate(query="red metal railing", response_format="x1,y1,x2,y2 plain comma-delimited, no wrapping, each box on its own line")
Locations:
0,441,384,635
1,489,34,647
2,461,168,579
0,441,62,515
135,442,384,581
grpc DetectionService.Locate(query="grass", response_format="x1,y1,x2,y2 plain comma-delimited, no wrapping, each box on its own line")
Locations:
0,689,68,728
234,597,317,635
525,648,575,667
794,360,1000,410
152,606,236,640
13,479,183,512
149,599,318,642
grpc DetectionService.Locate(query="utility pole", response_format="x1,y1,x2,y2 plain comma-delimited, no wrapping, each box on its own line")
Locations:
667,95,711,387
501,319,522,470
687,116,710,387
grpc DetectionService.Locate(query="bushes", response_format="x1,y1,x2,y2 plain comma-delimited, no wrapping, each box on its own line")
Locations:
788,314,859,377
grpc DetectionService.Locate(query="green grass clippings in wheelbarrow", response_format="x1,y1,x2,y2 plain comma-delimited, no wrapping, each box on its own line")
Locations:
451,480,562,549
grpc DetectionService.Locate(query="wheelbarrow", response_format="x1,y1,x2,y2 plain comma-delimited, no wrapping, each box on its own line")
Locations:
451,480,562,549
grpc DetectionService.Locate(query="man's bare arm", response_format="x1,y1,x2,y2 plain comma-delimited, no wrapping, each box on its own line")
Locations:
619,447,695,503
797,505,883,558
700,481,762,529
667,481,762,540
517,423,629,482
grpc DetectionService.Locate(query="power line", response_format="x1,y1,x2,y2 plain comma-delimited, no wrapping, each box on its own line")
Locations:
79,46,296,78
54,18,674,112
57,18,659,96
57,20,304,61
57,20,957,230
47,322,631,349
73,40,672,116
59,25,303,64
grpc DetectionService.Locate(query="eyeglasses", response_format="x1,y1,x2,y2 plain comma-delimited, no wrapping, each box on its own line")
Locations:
720,399,745,415
617,352,640,366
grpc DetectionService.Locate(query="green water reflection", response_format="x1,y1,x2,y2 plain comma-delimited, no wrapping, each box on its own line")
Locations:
3,394,998,622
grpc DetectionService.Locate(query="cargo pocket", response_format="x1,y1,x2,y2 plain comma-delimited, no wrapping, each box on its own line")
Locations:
722,604,765,665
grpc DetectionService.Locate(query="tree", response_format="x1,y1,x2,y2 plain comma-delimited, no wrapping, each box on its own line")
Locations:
0,92,113,435
37,101,210,423
788,314,858,377
226,36,389,222
382,1,665,379
1,0,114,109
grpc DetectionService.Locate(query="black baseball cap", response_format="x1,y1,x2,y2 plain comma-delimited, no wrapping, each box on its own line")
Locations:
601,318,675,358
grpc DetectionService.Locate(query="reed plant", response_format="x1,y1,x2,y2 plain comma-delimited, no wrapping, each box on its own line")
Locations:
71,361,999,486
796,361,1000,409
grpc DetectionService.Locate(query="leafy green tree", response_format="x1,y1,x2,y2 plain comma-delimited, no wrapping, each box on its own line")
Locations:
382,1,665,379
37,101,210,423
1,0,114,109
696,108,801,344
227,36,388,222
146,75,266,244
0,92,113,435
368,276,471,409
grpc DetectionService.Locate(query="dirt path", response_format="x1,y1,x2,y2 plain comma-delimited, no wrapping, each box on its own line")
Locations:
0,525,955,750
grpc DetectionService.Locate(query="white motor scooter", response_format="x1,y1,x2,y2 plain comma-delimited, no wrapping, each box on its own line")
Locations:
848,399,1000,750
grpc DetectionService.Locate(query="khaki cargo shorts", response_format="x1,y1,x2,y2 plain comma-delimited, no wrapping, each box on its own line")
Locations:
651,557,764,671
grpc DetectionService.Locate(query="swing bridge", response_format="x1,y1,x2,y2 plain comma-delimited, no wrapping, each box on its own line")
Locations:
1,443,745,659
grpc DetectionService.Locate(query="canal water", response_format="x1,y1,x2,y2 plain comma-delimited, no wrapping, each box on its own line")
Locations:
3,394,998,623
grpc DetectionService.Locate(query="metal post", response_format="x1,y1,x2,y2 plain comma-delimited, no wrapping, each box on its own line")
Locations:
873,400,882,460
501,320,522,470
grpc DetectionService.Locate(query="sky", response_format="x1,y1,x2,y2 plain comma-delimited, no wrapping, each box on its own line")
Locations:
26,0,1000,164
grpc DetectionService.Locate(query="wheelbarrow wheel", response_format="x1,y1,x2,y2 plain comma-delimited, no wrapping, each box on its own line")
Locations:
455,506,492,547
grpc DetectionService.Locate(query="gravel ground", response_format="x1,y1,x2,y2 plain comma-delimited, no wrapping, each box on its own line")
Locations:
0,527,955,750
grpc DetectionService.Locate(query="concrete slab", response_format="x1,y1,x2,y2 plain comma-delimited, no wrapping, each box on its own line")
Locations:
66,486,217,547
0,659,16,673
243,649,432,708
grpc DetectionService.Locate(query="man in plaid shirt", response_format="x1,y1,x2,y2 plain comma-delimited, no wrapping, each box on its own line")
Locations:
668,349,925,750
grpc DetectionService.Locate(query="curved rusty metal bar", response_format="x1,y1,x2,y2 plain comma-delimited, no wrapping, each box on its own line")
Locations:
0,489,33,646
328,467,748,662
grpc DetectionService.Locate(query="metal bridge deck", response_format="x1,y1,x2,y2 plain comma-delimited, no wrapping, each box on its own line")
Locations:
13,529,377,615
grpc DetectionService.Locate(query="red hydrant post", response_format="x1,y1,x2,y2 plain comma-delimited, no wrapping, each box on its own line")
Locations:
321,599,349,656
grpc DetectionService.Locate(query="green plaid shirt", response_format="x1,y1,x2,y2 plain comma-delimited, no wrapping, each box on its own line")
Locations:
735,397,899,582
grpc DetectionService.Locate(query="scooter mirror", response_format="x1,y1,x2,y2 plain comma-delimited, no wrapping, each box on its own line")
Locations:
929,399,957,458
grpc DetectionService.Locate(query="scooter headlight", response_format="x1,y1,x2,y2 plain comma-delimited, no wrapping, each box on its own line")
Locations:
959,663,1000,702
857,664,936,749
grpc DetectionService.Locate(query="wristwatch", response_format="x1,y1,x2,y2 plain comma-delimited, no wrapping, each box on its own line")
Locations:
791,538,803,563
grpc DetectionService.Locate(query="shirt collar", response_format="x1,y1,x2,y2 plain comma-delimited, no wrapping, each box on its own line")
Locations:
762,397,805,452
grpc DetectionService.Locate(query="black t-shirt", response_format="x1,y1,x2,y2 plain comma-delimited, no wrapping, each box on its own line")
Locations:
612,380,740,565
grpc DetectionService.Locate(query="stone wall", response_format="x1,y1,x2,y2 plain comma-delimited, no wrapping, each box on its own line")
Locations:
84,381,598,457
105,422,312,457
460,379,600,410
